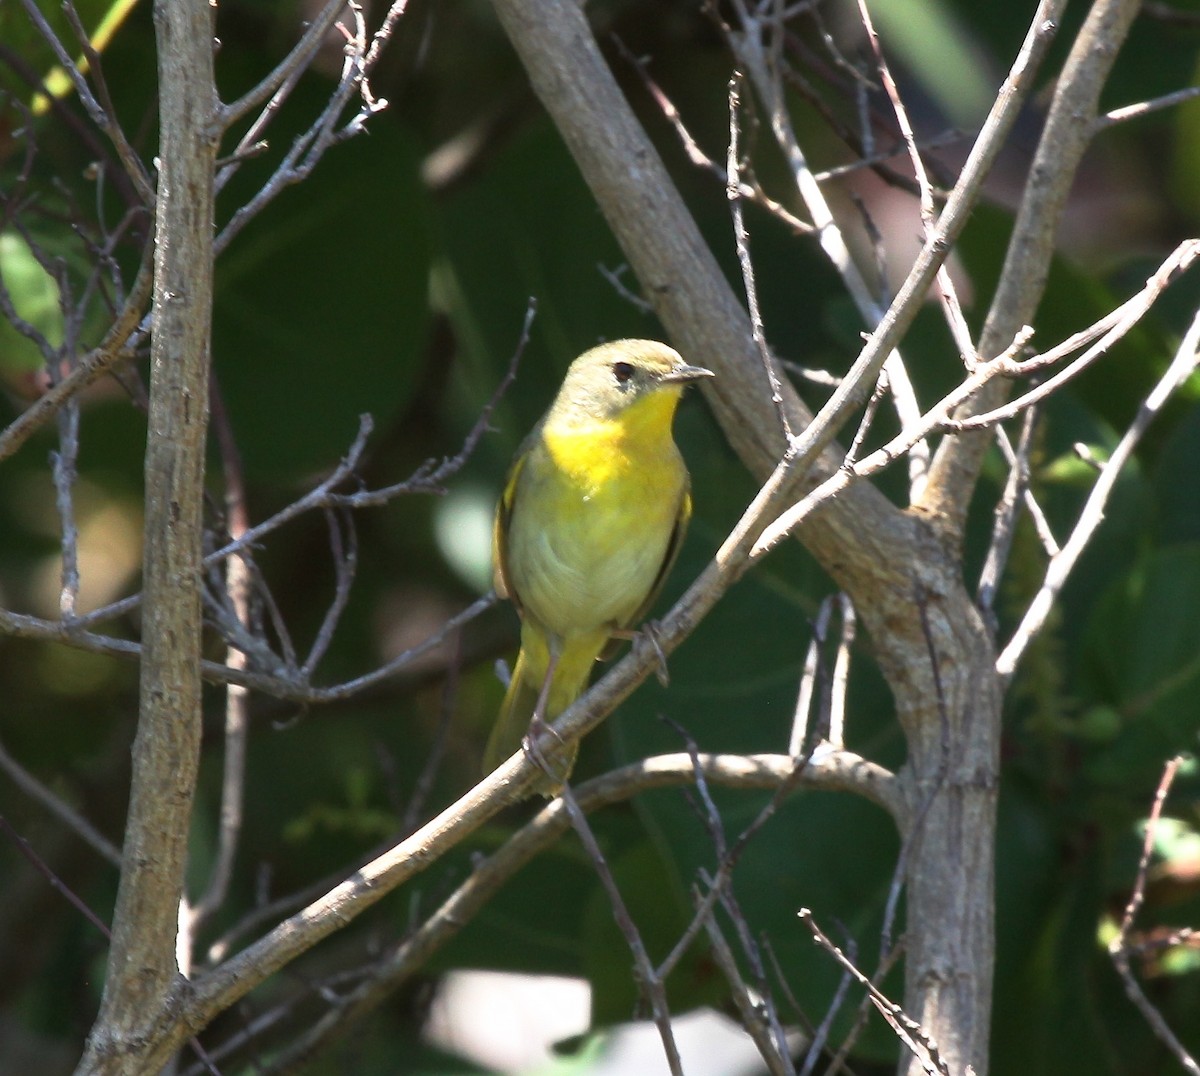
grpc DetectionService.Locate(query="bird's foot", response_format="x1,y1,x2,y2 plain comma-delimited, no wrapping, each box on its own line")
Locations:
521,715,574,796
612,621,671,686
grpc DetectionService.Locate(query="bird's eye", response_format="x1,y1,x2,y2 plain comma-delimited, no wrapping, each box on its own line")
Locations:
612,361,634,384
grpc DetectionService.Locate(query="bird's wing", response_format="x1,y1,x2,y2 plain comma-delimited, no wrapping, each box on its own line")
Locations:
618,480,692,636
492,447,527,608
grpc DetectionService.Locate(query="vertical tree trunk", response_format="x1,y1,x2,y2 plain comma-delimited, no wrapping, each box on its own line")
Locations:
77,1,217,1071
872,563,1001,1075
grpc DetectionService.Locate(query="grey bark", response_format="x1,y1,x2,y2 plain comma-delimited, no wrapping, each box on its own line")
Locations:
76,0,218,1071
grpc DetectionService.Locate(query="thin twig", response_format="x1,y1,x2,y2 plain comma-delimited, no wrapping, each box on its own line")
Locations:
976,406,1039,627
20,0,156,204
728,0,927,482
797,924,856,1076
559,782,684,1075
219,0,348,128
727,71,792,440
855,0,955,494
0,248,152,464
0,738,121,866
64,298,531,647
301,509,359,677
214,1,412,256
821,941,905,1076
52,399,82,619
0,815,113,937
191,385,255,930
737,0,1063,495
59,0,156,203
994,425,1059,557
1094,85,1200,131
828,594,855,748
997,306,1200,680
1108,756,1199,1075
0,591,498,703
597,261,655,313
752,233,1200,560
753,328,1035,557
800,909,948,1076
400,629,465,836
243,751,895,1074
950,241,1200,433
701,898,795,1076
788,595,833,756
614,34,812,235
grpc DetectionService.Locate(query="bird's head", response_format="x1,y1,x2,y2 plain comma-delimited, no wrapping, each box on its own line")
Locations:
549,339,713,426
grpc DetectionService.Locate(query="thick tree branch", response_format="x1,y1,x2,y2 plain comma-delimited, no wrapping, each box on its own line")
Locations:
194,751,897,1073
76,1,218,1071
918,0,1145,541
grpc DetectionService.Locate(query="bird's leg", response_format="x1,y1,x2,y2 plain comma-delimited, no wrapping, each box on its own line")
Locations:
610,621,670,686
522,648,567,783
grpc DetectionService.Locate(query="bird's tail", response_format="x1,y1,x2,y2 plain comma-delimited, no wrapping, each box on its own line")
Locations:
482,629,605,794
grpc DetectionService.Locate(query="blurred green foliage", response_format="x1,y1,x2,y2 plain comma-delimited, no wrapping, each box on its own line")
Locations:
1,1,1199,1073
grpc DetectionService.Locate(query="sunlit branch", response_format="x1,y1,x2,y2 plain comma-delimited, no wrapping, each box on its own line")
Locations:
996,305,1200,681
210,751,897,1073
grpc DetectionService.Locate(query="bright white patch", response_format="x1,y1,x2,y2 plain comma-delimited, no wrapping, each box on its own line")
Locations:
433,484,495,593
423,971,776,1074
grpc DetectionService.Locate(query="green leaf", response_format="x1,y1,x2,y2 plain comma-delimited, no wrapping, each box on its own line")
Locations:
0,231,63,392
1083,544,1200,786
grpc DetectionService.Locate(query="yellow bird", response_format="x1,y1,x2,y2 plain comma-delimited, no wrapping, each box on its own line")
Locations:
483,339,713,794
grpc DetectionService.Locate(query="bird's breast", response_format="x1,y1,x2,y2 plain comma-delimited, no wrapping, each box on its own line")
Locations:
507,419,686,639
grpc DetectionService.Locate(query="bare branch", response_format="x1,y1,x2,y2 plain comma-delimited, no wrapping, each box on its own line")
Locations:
19,0,155,204
79,0,218,1064
762,0,1064,495
614,34,813,236
976,407,1039,626
0,816,114,938
0,738,121,866
208,751,895,1072
949,240,1200,433
828,594,855,748
560,783,683,1075
994,425,1059,557
52,400,82,619
190,390,254,931
997,305,1200,681
59,0,157,203
727,71,792,440
788,595,834,756
218,0,348,129
701,903,795,1076
214,1,413,256
919,0,1144,538
0,250,152,465
800,909,948,1076
1094,85,1200,132
1108,757,1199,1075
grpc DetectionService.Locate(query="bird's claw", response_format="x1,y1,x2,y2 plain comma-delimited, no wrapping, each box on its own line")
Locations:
610,620,671,685
642,620,670,686
522,715,571,794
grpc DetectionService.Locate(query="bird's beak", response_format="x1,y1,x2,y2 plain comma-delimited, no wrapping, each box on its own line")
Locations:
661,363,715,385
